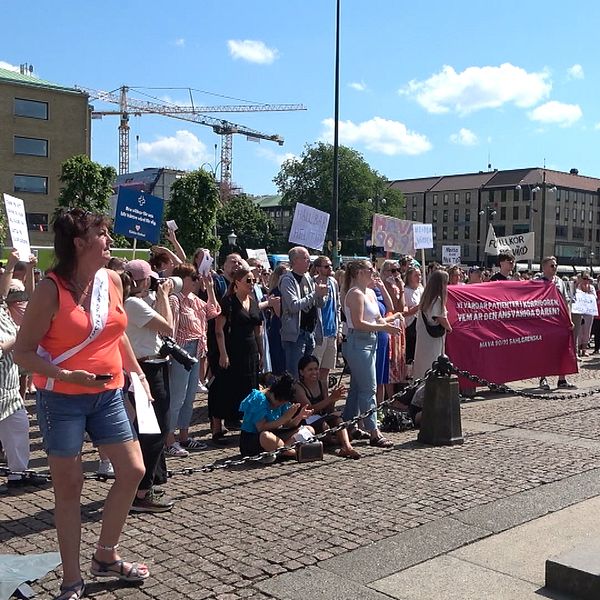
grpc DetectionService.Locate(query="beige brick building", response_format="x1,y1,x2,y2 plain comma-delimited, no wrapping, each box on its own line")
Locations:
0,66,90,245
391,167,600,270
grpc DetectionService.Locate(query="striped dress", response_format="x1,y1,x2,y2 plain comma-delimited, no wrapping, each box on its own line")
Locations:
0,305,23,422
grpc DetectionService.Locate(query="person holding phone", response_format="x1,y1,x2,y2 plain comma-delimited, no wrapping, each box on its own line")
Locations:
14,209,152,600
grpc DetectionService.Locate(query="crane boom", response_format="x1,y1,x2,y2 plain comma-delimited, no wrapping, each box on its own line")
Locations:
78,85,305,186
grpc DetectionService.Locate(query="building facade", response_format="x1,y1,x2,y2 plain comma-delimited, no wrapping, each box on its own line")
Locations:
0,66,90,245
391,167,600,268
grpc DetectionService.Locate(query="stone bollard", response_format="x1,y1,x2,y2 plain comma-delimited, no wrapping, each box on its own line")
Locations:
417,355,464,446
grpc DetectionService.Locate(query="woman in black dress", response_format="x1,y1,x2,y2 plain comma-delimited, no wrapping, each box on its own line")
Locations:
211,266,263,442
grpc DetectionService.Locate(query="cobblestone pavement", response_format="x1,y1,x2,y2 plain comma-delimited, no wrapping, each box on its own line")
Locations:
1,356,600,599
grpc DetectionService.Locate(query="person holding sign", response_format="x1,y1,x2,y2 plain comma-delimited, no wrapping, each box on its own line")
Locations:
14,208,153,600
572,271,597,357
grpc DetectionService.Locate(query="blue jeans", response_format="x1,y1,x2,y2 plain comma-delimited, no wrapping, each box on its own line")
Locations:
37,388,135,457
342,330,378,431
283,329,316,378
168,339,201,432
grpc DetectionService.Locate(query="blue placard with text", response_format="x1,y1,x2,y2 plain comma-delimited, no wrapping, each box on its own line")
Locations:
113,187,164,243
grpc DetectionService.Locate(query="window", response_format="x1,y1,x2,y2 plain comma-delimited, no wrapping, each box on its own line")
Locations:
555,225,568,238
454,193,459,204
412,196,418,207
412,211,417,221
514,206,520,220
443,210,448,222
555,206,560,220
513,224,529,234
565,208,569,222
442,226,448,239
465,191,471,204
573,208,577,220
500,207,506,220
432,210,438,223
432,194,438,206
589,230,593,242
464,226,470,240
14,136,48,157
443,193,449,205
14,174,47,194
495,225,506,236
573,227,585,240
526,206,531,219
283,210,290,217
453,209,459,222
500,190,507,203
26,212,49,232
581,209,585,222
14,97,48,119
453,226,459,239
590,211,593,223
463,246,470,257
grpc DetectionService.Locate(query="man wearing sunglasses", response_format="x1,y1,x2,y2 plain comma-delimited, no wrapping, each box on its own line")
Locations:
279,247,328,378
490,252,515,281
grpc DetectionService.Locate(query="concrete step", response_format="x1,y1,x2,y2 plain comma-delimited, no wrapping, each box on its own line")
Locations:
546,540,600,600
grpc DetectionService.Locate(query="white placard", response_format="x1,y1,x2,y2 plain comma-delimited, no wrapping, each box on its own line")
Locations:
129,372,160,434
166,219,178,231
442,245,461,265
246,248,270,269
485,225,534,260
196,249,214,276
413,223,433,249
571,290,599,316
3,194,31,260
288,202,330,251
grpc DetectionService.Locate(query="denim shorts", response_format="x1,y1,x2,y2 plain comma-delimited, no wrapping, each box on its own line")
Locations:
37,388,136,457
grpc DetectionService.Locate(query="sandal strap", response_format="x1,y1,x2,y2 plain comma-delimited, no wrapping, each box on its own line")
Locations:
56,579,85,600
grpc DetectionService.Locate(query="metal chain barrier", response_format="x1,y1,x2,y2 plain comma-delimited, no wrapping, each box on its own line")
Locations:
0,374,429,483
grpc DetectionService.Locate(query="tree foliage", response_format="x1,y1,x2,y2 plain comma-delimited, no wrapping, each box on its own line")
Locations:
217,194,278,256
57,155,117,213
274,142,404,255
166,169,220,256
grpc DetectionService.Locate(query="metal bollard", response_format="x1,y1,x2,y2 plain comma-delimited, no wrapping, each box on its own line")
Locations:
417,355,464,446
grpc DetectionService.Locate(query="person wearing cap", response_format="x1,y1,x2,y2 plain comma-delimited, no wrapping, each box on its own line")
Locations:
467,266,483,284
122,259,176,512
572,271,597,357
490,253,515,281
535,256,576,390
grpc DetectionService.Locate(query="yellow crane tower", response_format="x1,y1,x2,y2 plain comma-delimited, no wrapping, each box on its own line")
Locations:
78,85,306,192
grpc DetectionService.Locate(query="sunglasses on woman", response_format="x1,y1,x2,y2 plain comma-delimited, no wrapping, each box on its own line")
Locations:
245,277,256,284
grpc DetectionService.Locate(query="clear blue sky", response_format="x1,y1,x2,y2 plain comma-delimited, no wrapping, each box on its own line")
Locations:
3,0,600,195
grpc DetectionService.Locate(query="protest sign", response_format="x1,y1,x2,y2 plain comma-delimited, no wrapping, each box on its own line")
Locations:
413,223,433,249
113,187,164,244
445,280,577,384
485,224,534,260
442,245,461,265
3,194,31,260
288,203,330,251
246,249,270,269
371,214,415,255
571,290,598,316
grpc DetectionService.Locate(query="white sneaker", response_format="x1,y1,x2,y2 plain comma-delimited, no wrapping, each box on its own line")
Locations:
97,459,115,477
166,442,189,457
197,382,209,393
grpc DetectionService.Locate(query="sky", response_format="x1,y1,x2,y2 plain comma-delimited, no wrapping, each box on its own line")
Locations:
3,0,600,196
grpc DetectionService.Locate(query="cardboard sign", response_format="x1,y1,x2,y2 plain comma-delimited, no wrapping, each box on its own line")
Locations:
413,223,433,249
288,203,330,251
113,187,165,244
246,249,270,269
129,372,160,434
442,245,461,265
371,214,415,255
196,250,214,276
3,194,31,260
485,224,534,260
571,290,598,316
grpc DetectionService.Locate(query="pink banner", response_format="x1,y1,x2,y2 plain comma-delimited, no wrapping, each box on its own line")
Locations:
446,281,577,383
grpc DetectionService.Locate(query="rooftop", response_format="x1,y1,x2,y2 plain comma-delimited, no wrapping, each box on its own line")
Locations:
0,66,83,94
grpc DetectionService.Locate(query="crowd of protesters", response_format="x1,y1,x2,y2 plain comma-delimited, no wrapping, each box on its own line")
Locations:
0,208,594,599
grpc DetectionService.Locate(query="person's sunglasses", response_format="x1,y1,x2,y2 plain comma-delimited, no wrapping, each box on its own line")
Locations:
245,277,256,284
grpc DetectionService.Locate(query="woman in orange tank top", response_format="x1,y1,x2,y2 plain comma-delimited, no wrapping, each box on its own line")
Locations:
15,209,152,600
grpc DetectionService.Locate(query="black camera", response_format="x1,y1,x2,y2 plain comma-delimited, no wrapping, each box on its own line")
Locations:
149,276,183,294
159,336,198,371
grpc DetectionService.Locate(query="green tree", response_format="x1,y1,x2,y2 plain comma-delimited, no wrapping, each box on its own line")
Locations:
274,142,404,255
217,194,278,255
166,169,220,256
57,154,117,213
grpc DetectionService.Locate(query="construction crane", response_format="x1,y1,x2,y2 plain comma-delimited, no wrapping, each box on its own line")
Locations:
78,85,306,189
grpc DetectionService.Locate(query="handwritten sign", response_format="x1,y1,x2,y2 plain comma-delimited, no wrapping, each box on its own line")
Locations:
442,245,461,265
3,194,31,260
485,225,534,261
371,214,415,254
288,203,330,251
571,290,598,316
413,223,434,249
247,249,270,269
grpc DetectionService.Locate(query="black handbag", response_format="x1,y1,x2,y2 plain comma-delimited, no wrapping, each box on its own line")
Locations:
296,441,324,463
421,311,446,338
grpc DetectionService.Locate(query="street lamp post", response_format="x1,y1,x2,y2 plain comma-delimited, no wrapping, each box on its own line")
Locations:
227,230,238,251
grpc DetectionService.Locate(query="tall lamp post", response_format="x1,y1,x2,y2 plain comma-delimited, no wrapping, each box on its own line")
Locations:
227,230,238,252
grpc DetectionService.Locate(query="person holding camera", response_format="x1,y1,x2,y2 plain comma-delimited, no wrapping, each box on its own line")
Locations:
165,263,220,455
122,259,175,512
